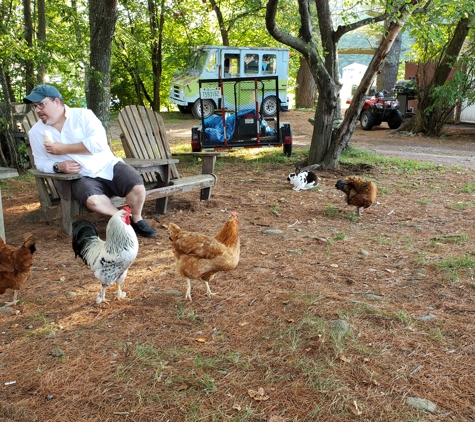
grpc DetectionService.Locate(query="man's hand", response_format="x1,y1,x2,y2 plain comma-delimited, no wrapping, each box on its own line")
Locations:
45,142,67,155
58,160,82,174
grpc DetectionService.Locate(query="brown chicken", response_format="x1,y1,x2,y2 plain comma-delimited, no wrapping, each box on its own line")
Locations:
335,176,378,216
168,212,240,301
0,233,37,306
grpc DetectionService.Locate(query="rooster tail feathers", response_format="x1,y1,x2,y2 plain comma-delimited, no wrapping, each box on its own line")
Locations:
72,220,99,261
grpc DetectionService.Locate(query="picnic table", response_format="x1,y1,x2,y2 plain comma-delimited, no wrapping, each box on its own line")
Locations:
0,166,19,241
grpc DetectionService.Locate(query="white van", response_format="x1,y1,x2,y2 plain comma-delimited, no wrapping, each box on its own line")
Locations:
169,45,290,118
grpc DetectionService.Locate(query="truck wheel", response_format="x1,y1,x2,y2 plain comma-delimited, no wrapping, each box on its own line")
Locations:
387,110,403,129
360,111,375,130
261,96,278,117
192,99,215,119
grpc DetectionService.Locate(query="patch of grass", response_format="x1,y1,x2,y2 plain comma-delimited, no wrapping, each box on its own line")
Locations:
431,327,446,341
176,302,202,322
446,201,475,210
323,204,339,217
110,139,126,157
376,234,392,245
161,111,197,124
461,182,475,194
436,256,475,282
381,309,414,326
341,146,444,173
431,233,468,245
333,232,346,240
416,199,431,205
198,374,218,393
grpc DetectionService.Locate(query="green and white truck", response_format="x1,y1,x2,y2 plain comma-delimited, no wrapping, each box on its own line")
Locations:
169,45,290,119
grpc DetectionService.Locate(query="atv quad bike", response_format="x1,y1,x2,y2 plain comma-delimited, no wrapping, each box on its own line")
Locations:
348,91,404,131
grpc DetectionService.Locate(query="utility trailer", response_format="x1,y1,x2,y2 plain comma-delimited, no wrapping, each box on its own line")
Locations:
191,76,293,156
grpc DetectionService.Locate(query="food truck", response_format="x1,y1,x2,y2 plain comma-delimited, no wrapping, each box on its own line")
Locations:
169,45,290,119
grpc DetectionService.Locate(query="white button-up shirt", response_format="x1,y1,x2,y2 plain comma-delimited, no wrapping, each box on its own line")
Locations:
28,105,121,180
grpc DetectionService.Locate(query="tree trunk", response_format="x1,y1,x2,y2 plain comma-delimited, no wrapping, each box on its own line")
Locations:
37,0,46,84
376,23,402,94
148,0,165,111
209,0,230,46
87,0,118,133
23,0,35,95
0,65,20,169
295,56,317,108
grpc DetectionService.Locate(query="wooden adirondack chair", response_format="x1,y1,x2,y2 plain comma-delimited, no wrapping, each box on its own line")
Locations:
118,105,225,214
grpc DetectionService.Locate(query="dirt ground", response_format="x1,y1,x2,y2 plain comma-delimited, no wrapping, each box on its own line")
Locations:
1,110,475,421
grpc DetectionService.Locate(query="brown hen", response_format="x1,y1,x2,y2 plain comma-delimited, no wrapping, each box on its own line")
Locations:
168,212,240,301
335,176,377,216
0,233,36,306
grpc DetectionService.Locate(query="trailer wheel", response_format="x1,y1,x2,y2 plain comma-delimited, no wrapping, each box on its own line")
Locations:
192,99,215,119
261,96,278,117
283,142,292,157
281,122,293,157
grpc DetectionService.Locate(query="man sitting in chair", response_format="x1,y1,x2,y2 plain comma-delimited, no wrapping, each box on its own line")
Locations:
23,84,157,238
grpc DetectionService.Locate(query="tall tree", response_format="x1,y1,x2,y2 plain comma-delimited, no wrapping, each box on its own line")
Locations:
88,0,118,132
37,0,46,84
148,0,165,111
295,56,317,108
266,0,423,169
23,0,34,94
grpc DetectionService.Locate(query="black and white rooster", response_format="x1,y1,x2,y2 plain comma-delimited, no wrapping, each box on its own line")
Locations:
72,206,139,304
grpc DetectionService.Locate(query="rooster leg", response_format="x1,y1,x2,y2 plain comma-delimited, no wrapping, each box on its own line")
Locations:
4,290,19,307
185,278,192,301
204,281,217,298
357,207,362,216
97,287,107,304
116,283,126,300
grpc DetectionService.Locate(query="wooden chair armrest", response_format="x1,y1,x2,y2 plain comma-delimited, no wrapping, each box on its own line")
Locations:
28,169,82,181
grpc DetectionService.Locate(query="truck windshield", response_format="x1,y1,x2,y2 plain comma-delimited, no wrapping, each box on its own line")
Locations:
185,50,209,74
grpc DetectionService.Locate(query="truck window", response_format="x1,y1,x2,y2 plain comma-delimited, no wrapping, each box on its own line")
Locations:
262,54,277,74
206,53,217,72
245,54,259,74
223,55,239,77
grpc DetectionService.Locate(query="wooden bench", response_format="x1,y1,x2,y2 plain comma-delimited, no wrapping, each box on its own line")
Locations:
20,107,223,235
